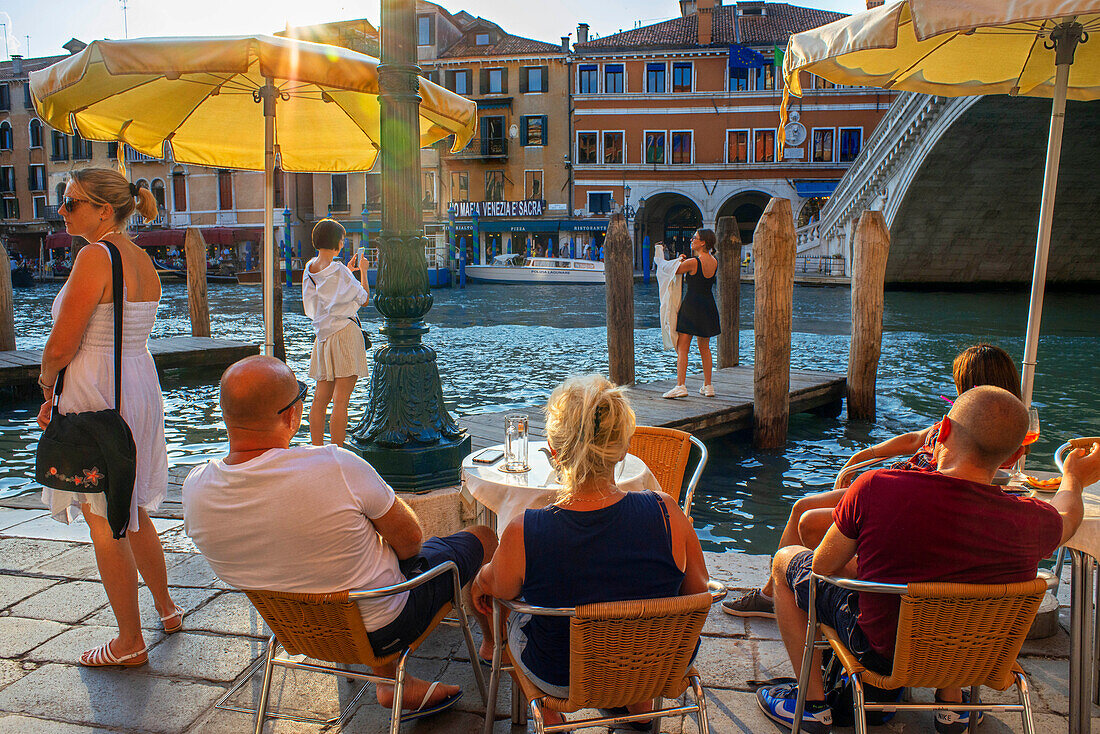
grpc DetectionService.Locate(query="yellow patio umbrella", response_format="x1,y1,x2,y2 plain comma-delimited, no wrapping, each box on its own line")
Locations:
29,34,477,355
781,0,1100,406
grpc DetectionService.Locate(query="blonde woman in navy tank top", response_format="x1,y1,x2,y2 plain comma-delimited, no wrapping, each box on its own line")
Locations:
472,374,709,729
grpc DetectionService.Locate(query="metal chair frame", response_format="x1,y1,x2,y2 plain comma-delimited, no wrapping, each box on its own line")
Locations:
791,572,1055,734
481,581,726,734
214,560,487,734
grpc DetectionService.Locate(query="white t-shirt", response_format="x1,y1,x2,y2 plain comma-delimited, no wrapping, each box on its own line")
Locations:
302,259,370,343
182,444,407,630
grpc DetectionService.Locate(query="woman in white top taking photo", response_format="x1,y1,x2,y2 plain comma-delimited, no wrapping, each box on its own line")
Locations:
302,219,371,446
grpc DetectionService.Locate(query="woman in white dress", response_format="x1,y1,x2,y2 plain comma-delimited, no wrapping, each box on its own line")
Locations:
302,218,371,447
37,168,181,668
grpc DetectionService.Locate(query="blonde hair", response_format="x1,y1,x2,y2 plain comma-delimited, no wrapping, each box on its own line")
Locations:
71,168,159,224
544,374,636,500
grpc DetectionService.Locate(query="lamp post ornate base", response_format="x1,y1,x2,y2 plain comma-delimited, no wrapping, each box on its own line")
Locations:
350,228,469,491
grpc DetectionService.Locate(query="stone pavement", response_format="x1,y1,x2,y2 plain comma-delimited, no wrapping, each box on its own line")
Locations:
0,505,1097,733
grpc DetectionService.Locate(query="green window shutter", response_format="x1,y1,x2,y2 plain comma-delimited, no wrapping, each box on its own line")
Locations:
501,68,509,93
541,116,548,146
520,116,529,145
520,69,529,94
480,69,489,94
541,66,549,92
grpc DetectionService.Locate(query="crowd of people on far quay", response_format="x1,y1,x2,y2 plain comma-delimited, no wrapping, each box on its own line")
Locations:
33,167,1100,731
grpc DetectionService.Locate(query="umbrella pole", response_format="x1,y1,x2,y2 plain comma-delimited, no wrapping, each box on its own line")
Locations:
1021,25,1082,406
262,80,276,357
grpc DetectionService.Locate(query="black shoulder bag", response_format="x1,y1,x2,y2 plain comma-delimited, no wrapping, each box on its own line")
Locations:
35,241,136,539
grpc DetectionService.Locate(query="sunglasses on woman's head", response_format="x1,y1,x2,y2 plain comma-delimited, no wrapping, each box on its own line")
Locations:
277,380,309,414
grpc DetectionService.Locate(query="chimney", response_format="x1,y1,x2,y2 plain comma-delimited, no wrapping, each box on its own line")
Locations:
561,36,570,53
63,38,88,55
10,55,22,76
576,23,589,44
697,0,715,45
866,0,884,6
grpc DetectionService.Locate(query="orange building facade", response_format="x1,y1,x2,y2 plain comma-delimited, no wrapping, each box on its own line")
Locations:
571,0,894,257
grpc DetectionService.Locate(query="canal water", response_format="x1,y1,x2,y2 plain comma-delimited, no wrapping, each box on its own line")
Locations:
3,280,1098,554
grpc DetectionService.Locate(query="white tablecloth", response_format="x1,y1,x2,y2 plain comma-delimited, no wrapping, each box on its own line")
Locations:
461,442,660,529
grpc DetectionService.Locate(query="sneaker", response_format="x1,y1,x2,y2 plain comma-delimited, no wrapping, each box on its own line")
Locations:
935,690,984,734
699,384,715,397
662,385,688,399
756,683,832,734
722,589,776,619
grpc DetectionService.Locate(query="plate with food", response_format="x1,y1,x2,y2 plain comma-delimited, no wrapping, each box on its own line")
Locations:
1023,475,1062,492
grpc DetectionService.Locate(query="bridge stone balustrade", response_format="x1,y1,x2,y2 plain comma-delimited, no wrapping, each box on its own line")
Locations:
800,90,1100,285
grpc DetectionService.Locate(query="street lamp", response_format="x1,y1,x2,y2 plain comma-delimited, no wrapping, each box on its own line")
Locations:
348,0,469,491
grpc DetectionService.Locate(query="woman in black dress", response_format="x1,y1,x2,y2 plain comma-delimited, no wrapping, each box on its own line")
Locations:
663,229,720,398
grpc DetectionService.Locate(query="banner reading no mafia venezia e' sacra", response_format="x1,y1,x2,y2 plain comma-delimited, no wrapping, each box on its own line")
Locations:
449,200,545,218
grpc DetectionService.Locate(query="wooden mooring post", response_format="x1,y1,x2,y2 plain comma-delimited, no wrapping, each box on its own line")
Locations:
184,228,211,338
753,198,795,449
0,245,14,351
716,215,742,368
605,212,634,385
847,211,890,420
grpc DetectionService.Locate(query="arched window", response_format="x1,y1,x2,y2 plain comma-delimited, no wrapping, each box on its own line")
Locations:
0,122,12,150
172,168,187,212
28,119,42,148
151,179,166,210
55,183,66,205
136,179,149,191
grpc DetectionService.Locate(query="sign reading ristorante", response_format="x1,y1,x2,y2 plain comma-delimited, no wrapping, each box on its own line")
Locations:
449,200,545,218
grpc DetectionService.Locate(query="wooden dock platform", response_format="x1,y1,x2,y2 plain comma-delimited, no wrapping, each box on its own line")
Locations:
458,365,845,451
0,336,259,397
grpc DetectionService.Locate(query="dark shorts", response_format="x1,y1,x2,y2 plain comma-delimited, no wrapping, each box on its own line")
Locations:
366,530,485,658
786,550,893,676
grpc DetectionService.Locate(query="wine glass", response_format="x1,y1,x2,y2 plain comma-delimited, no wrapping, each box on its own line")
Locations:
1011,407,1040,483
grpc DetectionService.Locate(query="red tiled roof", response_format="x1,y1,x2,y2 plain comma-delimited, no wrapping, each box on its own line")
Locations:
576,2,845,51
439,31,563,58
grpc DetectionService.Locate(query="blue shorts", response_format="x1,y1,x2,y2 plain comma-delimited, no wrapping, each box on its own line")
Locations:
786,550,893,676
367,531,485,658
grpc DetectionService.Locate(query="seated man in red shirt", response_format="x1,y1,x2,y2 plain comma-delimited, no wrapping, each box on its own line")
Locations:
757,385,1100,734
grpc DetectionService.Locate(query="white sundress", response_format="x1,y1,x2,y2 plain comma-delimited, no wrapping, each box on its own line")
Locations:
42,248,169,533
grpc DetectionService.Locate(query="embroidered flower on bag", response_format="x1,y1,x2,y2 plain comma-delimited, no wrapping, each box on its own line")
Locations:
49,467,58,475
82,468,102,487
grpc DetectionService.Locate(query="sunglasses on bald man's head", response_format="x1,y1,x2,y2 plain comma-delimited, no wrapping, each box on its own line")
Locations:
277,380,309,414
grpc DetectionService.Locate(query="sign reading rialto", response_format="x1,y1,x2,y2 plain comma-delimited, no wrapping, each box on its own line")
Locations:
450,200,545,218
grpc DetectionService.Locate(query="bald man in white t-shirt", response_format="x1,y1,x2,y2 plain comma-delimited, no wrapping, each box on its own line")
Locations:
183,356,497,721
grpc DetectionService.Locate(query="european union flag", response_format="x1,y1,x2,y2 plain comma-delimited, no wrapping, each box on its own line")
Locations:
729,44,765,69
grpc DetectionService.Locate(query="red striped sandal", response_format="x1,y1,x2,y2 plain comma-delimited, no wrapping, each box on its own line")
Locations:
80,641,148,668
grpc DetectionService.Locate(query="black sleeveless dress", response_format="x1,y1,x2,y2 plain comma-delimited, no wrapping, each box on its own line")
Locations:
676,255,721,337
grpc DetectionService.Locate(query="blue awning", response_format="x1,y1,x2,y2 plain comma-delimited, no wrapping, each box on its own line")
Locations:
794,180,840,198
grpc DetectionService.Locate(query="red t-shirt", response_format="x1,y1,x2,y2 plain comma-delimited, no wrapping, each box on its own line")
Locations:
833,469,1062,657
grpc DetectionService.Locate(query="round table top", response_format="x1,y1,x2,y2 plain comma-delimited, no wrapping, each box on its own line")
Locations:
461,441,659,528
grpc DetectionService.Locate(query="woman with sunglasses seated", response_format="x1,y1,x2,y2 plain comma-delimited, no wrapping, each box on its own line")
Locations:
472,375,709,730
37,168,182,668
722,343,1023,620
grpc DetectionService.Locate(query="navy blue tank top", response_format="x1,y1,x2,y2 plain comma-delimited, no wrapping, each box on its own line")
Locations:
520,491,685,687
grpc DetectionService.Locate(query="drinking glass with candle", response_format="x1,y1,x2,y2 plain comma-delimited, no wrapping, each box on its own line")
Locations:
504,413,529,472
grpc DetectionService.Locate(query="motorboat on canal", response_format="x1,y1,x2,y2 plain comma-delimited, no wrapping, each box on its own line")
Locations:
465,253,605,285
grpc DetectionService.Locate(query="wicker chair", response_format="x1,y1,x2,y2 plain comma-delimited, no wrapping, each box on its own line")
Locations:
792,572,1056,734
481,582,726,734
629,425,708,516
214,561,486,734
